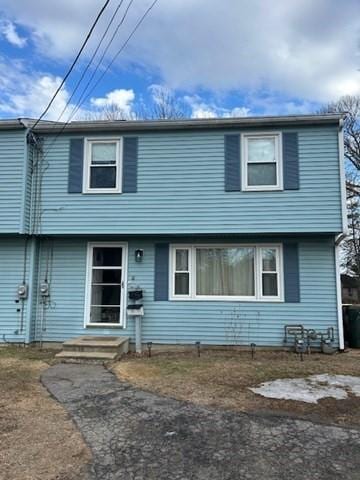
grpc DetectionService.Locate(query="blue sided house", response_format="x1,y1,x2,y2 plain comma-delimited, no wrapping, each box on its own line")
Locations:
0,114,347,352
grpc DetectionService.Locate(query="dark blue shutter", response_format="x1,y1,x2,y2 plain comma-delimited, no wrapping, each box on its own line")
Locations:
283,132,299,190
283,243,300,302
122,137,138,193
224,134,241,191
68,138,84,193
154,243,169,301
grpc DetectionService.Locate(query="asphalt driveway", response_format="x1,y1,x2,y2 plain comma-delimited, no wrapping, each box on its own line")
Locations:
42,364,360,480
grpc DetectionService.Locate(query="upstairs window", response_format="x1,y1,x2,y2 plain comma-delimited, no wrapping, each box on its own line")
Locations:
242,133,282,191
84,139,121,193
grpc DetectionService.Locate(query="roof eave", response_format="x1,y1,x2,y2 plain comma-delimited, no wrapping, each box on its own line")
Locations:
31,114,343,134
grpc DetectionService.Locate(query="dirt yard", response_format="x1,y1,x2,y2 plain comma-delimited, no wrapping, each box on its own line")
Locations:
0,346,92,480
114,347,360,428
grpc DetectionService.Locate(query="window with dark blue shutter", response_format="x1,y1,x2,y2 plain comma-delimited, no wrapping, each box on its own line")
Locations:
122,136,138,193
283,242,300,302
283,132,299,190
68,138,84,193
154,243,169,301
224,134,241,191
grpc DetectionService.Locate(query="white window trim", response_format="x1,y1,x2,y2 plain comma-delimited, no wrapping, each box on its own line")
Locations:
169,243,283,302
170,246,192,299
241,132,283,191
84,242,128,328
83,138,122,194
259,245,283,301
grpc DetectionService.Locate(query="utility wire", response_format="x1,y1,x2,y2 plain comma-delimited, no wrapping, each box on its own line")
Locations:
40,0,136,159
66,0,135,122
71,0,158,120
30,0,111,131
40,0,158,160
55,0,125,123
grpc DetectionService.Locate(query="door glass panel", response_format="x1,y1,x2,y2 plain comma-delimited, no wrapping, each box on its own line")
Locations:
92,269,122,284
91,285,121,306
93,247,122,267
90,306,120,324
89,246,123,324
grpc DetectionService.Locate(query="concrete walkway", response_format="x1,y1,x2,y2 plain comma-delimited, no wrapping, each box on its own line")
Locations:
42,364,360,480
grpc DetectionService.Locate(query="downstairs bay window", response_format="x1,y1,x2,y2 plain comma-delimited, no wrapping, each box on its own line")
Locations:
170,244,282,301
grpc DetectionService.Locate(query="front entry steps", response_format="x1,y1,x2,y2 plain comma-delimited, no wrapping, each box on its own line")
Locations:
55,335,129,363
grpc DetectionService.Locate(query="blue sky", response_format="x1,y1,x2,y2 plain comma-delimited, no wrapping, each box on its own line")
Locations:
0,0,359,120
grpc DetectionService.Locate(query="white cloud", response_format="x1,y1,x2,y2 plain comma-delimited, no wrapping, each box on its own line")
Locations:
1,0,360,105
0,20,27,47
90,88,135,116
184,95,250,119
0,58,136,121
0,59,74,119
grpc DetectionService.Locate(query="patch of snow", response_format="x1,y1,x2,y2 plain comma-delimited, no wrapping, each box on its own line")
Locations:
250,374,360,404
311,374,360,397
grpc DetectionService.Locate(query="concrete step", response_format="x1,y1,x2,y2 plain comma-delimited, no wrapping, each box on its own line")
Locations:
56,336,130,363
62,335,129,354
55,350,118,362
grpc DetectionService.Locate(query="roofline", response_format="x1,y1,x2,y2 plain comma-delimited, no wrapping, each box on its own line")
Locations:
30,114,345,133
0,114,344,133
0,119,26,130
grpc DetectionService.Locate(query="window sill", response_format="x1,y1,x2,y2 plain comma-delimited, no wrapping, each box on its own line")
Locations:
86,323,124,328
82,190,122,195
169,297,283,303
242,186,283,192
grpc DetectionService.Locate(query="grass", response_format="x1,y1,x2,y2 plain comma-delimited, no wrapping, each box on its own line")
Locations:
0,345,91,480
114,347,360,427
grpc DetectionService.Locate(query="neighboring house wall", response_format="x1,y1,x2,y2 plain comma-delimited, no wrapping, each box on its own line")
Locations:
35,126,343,235
0,129,26,233
29,236,339,346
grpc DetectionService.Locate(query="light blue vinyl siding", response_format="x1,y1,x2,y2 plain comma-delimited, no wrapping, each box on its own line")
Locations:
36,126,342,235
23,143,34,233
0,237,30,342
32,236,339,347
0,130,26,233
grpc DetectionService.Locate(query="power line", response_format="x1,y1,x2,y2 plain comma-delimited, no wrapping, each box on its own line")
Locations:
66,0,135,122
40,0,159,159
30,0,111,131
71,0,158,120
55,0,125,123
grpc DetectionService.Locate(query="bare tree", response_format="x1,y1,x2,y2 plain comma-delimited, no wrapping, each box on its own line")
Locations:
319,95,360,196
83,103,136,121
319,95,360,279
142,85,186,120
82,86,187,121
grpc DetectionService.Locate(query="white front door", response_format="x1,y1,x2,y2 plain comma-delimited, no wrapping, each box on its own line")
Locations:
85,243,127,327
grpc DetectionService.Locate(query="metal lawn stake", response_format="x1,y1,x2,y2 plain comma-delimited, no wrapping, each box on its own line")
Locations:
195,341,201,357
147,342,152,358
250,343,256,359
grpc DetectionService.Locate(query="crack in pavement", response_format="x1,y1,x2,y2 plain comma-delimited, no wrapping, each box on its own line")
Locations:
41,364,360,480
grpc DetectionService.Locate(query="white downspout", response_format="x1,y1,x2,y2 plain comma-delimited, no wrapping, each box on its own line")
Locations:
335,235,345,350
335,117,348,351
